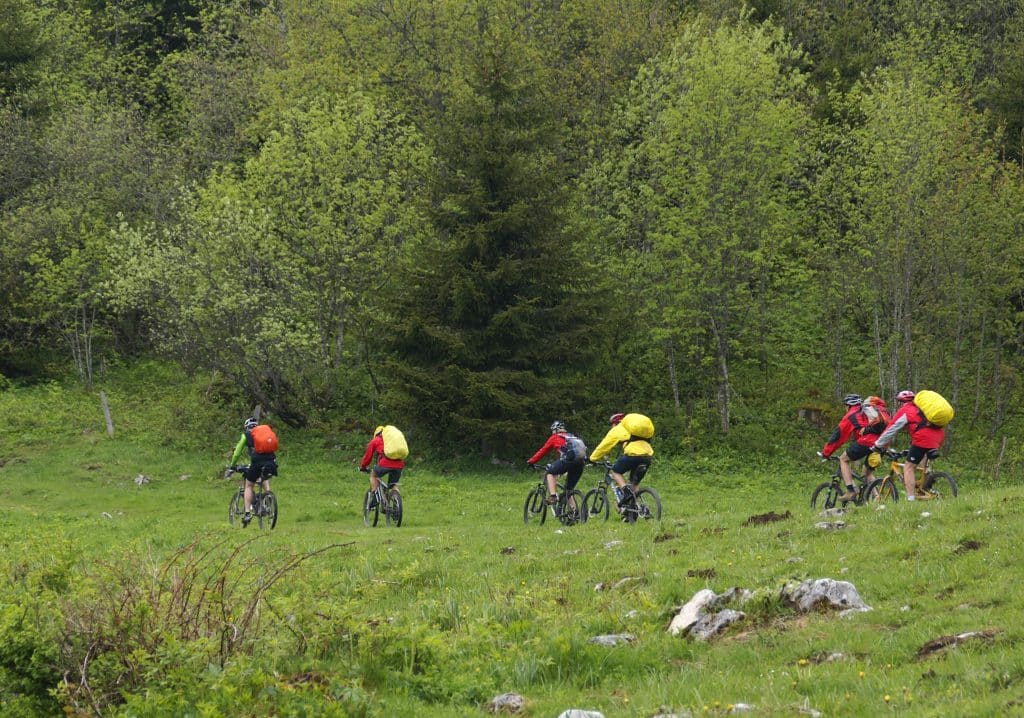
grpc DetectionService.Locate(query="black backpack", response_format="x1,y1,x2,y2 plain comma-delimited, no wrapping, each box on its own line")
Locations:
560,433,588,463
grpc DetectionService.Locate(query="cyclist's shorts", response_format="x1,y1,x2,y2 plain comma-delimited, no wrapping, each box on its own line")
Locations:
546,458,584,489
373,466,402,486
612,455,651,483
245,459,277,483
907,446,940,465
844,443,872,462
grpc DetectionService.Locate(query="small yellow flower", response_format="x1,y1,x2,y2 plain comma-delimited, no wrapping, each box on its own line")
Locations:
884,695,891,702
858,671,865,678
798,658,808,666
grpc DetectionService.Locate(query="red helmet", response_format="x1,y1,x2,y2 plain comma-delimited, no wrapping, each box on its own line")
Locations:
609,412,625,426
895,390,915,403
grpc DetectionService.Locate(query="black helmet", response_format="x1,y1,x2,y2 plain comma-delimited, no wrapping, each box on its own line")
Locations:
549,420,566,433
842,394,862,407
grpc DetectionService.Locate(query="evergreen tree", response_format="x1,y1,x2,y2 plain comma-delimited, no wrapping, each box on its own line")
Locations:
388,24,588,456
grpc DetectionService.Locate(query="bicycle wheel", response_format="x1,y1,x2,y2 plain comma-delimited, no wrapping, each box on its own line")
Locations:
633,487,661,521
363,490,380,527
921,471,958,499
262,492,278,529
866,477,900,503
523,487,547,525
810,481,839,510
385,490,403,527
228,488,244,526
583,487,609,521
558,490,587,526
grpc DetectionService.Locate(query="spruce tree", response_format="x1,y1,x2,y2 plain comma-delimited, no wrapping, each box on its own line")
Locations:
387,29,588,456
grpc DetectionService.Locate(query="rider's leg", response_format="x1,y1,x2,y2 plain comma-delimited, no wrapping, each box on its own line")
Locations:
564,463,584,509
545,472,558,503
904,446,931,500
243,481,255,514
902,459,917,500
838,451,856,492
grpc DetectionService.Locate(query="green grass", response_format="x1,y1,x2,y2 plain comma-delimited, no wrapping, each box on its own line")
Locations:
1,376,1022,717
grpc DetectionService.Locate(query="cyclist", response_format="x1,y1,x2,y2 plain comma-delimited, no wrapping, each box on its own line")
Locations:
871,389,943,502
588,412,654,507
820,394,888,502
228,417,278,527
526,420,588,509
359,425,406,507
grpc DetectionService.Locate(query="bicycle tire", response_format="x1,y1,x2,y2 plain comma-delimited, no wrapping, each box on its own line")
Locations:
583,487,609,522
810,481,839,510
633,487,661,521
866,477,900,503
385,490,403,527
228,488,244,526
523,487,547,525
263,492,278,529
363,489,380,527
921,471,958,499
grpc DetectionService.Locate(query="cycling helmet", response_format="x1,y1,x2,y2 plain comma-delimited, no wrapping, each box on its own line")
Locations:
549,420,566,433
896,389,915,403
374,425,384,436
609,412,625,426
842,394,862,406
243,417,258,431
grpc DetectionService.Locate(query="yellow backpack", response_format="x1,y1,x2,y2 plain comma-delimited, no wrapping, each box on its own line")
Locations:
381,425,409,460
913,390,954,428
621,413,655,439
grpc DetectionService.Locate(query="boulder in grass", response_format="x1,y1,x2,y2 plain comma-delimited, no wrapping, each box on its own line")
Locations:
487,692,525,714
781,578,871,616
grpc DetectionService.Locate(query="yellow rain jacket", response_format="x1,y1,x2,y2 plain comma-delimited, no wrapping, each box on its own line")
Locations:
589,413,654,461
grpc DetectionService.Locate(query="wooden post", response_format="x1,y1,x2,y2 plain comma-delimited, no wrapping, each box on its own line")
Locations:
253,405,262,422
994,436,1007,482
99,391,114,437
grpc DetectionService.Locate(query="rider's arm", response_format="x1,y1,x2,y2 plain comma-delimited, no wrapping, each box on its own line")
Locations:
527,435,558,464
229,433,247,465
589,425,628,462
821,418,853,458
359,436,379,471
873,412,908,449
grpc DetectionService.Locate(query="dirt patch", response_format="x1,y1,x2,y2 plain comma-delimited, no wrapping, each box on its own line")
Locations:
916,629,1001,659
686,567,716,580
953,539,983,555
500,546,515,555
743,510,792,526
654,532,675,543
700,527,726,536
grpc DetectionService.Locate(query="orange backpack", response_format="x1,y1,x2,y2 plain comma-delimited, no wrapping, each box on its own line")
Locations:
250,424,279,453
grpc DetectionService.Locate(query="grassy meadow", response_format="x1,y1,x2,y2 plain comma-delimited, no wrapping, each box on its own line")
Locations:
1,371,1022,717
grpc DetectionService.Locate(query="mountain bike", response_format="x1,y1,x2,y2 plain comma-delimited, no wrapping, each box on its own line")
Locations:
362,472,403,527
523,465,586,526
809,453,871,510
864,449,958,503
582,460,661,523
226,464,278,529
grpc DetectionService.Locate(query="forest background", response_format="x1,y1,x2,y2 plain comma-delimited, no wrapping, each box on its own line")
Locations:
4,0,1024,466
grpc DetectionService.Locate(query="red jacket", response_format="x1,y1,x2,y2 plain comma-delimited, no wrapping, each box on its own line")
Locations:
875,402,945,450
528,433,567,464
360,434,404,470
822,406,889,457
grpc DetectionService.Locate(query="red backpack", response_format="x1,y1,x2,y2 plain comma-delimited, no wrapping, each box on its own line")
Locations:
250,424,279,453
